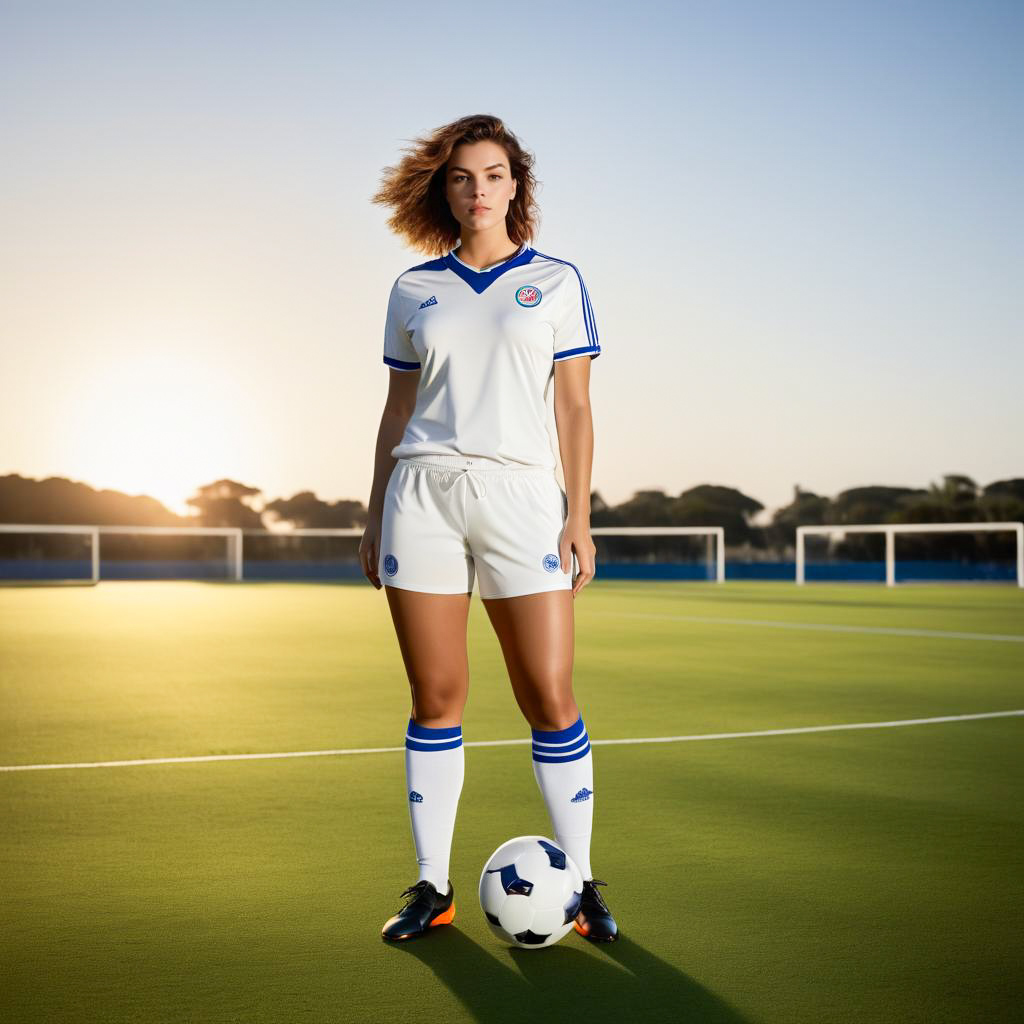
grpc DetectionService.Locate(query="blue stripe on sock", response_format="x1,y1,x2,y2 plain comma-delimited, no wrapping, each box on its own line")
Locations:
533,731,588,756
530,714,584,746
407,718,462,740
406,736,463,752
406,718,463,751
533,740,591,763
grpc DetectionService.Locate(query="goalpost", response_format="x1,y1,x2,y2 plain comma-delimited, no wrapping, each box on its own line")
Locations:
0,524,726,584
590,526,726,583
6,522,1020,587
0,524,248,584
795,522,1024,587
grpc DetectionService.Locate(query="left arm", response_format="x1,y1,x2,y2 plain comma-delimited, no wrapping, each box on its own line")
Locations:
552,355,598,598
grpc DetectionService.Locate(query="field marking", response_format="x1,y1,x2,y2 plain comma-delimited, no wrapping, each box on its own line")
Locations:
1,710,1020,773
590,610,1024,643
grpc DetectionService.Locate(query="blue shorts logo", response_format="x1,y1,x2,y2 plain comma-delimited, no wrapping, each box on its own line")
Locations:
515,285,542,307
409,790,423,803
542,553,561,572
383,553,399,576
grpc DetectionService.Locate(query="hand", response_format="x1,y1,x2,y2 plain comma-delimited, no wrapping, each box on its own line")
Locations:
359,520,383,589
559,518,596,598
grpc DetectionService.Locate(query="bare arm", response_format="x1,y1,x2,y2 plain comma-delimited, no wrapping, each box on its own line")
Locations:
552,356,597,596
361,368,420,587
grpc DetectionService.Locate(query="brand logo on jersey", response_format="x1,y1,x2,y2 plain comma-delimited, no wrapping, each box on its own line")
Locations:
542,552,561,572
515,285,542,307
383,553,399,576
571,787,593,803
409,790,423,803
419,295,438,309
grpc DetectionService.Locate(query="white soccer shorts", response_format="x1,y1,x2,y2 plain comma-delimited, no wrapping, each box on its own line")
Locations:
379,453,575,599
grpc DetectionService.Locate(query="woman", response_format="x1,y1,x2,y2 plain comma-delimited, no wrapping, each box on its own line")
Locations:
361,114,617,944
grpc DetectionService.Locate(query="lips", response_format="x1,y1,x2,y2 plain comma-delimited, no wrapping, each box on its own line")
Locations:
470,206,490,213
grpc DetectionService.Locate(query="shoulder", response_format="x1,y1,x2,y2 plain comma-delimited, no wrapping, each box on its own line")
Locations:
528,249,593,309
528,248,585,272
398,254,448,279
528,248,589,285
389,254,449,300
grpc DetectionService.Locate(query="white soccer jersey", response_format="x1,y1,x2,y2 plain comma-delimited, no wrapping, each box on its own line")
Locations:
382,243,601,470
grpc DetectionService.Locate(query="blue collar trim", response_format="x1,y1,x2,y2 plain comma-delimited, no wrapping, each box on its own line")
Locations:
443,245,535,294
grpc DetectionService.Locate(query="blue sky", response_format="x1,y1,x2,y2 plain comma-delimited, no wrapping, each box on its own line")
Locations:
1,0,1020,519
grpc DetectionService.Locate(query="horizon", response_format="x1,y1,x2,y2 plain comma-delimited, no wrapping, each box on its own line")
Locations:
3,467,1016,533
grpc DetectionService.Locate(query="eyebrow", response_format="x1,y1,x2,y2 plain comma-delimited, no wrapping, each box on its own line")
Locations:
448,163,507,173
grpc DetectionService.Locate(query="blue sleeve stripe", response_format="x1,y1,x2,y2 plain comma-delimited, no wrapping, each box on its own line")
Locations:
576,270,598,345
553,345,601,361
383,355,421,371
530,249,599,347
533,740,591,764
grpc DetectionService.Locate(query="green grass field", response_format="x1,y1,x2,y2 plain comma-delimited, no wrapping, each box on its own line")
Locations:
2,580,1022,1024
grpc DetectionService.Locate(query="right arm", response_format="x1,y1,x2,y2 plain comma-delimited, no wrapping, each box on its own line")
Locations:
359,367,420,589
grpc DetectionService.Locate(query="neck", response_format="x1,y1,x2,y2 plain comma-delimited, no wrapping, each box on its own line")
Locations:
454,230,522,270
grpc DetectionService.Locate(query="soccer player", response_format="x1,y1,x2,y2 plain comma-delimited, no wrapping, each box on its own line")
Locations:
361,114,617,943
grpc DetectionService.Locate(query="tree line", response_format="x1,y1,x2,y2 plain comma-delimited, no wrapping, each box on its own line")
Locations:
1,471,1021,560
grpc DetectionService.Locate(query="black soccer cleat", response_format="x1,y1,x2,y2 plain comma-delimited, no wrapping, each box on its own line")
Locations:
381,879,456,941
573,878,619,942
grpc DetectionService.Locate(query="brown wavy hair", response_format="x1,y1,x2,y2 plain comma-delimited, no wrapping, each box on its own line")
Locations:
371,114,540,258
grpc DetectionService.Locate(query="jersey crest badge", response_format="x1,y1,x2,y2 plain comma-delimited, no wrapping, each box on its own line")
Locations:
515,285,542,307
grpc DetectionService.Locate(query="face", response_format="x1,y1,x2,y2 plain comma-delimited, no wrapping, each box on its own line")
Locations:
444,140,518,233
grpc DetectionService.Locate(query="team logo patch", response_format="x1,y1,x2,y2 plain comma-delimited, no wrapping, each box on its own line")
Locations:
515,285,542,307
542,553,561,572
383,553,399,576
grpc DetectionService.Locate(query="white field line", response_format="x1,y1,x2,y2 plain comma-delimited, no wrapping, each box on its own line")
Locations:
589,610,1024,643
1,710,1020,773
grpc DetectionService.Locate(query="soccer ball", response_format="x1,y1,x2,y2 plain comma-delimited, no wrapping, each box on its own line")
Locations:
478,835,584,949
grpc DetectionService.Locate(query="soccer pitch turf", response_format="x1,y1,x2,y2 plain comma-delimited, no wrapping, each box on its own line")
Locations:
1,580,1021,1024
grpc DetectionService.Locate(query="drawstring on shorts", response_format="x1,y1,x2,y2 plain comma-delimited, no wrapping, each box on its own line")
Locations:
400,454,555,503
433,469,487,500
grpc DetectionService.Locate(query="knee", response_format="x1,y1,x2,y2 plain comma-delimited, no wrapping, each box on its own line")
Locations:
410,672,466,723
526,698,580,733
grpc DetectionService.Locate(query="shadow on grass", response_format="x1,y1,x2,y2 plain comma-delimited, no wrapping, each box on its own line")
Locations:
386,923,750,1024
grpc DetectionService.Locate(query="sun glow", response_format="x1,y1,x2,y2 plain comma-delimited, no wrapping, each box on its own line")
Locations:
65,346,247,518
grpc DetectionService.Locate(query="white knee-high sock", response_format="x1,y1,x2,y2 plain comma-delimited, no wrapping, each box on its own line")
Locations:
404,718,463,894
531,713,594,880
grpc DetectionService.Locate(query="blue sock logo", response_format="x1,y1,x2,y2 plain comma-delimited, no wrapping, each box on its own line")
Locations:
570,787,593,803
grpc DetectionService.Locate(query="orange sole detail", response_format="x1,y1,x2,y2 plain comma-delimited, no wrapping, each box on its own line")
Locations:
573,920,589,936
430,900,456,926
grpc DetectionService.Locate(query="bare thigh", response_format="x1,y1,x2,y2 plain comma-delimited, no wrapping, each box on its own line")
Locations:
482,590,578,731
384,585,471,728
